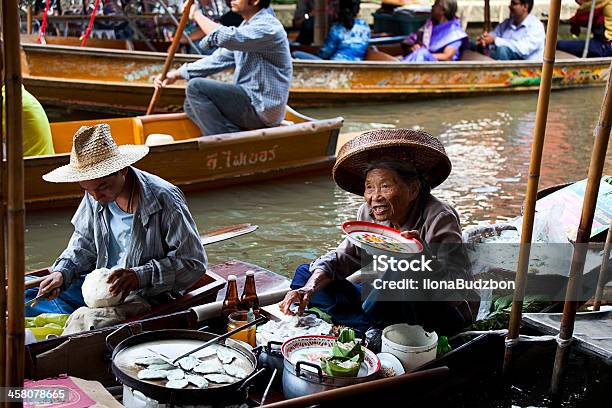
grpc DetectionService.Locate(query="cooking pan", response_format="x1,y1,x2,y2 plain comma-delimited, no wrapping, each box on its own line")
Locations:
107,326,262,405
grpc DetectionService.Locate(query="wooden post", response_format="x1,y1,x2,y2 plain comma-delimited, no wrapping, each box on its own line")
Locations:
582,0,597,58
550,59,612,396
2,0,26,388
313,0,327,46
592,219,612,311
484,0,491,33
502,0,563,374
146,0,194,115
0,34,6,392
27,6,33,34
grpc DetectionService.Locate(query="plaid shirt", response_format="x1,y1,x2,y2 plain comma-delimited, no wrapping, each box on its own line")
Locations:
52,167,207,298
178,7,292,127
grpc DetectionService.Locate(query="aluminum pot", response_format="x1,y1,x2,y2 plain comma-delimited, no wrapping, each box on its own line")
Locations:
107,326,263,406
255,340,284,384
281,335,380,399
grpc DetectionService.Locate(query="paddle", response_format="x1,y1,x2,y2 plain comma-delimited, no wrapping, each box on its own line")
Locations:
146,0,195,115
23,223,258,290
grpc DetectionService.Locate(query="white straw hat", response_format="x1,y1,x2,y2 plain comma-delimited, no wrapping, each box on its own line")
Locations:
43,124,149,183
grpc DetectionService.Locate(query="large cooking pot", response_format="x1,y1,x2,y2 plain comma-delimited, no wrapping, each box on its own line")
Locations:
107,326,262,406
281,335,380,399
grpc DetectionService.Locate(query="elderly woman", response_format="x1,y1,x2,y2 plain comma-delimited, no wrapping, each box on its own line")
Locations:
280,129,478,335
401,0,467,62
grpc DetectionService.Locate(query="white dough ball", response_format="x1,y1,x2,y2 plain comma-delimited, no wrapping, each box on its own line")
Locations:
82,268,123,308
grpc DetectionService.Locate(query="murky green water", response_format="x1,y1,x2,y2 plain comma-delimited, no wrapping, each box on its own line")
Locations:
31,87,612,276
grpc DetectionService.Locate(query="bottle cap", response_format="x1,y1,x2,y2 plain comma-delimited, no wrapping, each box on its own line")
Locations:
228,274,237,281
246,270,254,277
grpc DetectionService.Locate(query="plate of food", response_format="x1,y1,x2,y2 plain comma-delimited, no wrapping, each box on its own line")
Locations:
342,221,423,255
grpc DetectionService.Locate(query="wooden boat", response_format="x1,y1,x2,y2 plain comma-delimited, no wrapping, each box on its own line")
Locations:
24,109,342,209
21,42,610,114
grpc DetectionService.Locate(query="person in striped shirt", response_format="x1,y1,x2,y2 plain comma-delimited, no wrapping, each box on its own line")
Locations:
154,0,292,136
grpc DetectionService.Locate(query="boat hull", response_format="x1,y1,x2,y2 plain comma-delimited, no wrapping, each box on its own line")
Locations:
21,44,611,113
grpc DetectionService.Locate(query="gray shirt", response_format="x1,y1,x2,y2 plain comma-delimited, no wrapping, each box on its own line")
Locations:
52,167,208,299
178,7,292,127
310,195,470,285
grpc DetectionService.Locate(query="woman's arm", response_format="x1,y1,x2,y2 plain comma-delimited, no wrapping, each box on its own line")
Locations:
432,45,457,61
279,269,331,315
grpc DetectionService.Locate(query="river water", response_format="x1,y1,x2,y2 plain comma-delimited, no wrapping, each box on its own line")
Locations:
29,87,612,275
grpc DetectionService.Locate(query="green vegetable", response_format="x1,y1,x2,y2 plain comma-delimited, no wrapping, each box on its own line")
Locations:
321,328,365,377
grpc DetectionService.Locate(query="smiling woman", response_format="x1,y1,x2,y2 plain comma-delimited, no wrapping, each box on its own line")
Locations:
279,128,479,336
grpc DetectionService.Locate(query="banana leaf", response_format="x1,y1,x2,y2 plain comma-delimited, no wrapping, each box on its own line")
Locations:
321,354,361,377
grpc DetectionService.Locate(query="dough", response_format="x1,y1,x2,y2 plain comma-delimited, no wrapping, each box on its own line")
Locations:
82,268,123,308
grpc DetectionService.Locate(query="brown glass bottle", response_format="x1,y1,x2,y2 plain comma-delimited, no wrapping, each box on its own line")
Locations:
239,270,260,310
222,274,240,317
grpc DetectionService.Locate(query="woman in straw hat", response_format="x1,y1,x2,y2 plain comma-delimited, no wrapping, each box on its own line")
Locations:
279,128,478,335
27,124,207,330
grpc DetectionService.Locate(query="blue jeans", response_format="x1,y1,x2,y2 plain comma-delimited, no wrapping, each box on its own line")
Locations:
491,46,523,60
184,78,266,136
292,50,323,60
25,274,86,317
557,38,612,58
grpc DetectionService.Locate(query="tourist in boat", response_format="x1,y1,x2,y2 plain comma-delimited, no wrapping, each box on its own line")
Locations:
153,0,292,136
279,129,478,335
292,0,371,61
2,85,55,157
476,0,544,60
557,0,612,58
27,124,207,328
400,0,468,62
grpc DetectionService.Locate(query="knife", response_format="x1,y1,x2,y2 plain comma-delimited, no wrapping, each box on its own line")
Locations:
25,294,50,307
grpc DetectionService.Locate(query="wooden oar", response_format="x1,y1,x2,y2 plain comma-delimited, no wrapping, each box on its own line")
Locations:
23,223,258,290
146,0,195,115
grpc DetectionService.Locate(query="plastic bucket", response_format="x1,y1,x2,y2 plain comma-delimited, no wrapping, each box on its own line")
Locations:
381,324,438,372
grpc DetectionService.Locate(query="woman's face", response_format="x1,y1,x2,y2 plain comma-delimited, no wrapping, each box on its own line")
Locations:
431,0,446,22
364,168,419,227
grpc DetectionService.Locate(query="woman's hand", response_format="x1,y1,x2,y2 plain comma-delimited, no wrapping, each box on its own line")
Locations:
400,229,423,244
410,43,422,52
36,271,63,301
279,288,313,315
188,0,200,21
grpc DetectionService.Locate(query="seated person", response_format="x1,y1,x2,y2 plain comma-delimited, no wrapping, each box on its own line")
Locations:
279,129,478,335
292,0,371,61
557,0,612,58
154,0,292,136
28,124,207,330
293,0,339,45
477,0,544,60
401,0,467,62
2,85,55,157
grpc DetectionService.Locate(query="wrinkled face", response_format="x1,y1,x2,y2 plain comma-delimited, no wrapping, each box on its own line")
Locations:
230,0,259,14
431,0,446,22
364,168,419,226
79,169,127,204
509,0,528,20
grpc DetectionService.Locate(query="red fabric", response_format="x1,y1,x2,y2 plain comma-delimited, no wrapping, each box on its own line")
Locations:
80,0,102,47
569,6,606,28
37,0,52,44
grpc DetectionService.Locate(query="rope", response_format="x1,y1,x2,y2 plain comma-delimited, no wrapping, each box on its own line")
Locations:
80,0,102,47
556,335,573,349
37,0,52,44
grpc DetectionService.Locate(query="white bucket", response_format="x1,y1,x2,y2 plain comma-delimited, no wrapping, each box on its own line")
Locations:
381,324,438,372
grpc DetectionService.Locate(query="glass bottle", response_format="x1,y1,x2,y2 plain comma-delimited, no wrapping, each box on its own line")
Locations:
222,274,240,317
239,270,260,310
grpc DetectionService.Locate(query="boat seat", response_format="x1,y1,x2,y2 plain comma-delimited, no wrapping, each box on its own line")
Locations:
555,50,579,59
459,49,494,61
365,46,398,62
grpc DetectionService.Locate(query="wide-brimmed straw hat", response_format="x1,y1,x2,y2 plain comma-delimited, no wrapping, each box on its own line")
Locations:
332,128,452,196
43,124,149,183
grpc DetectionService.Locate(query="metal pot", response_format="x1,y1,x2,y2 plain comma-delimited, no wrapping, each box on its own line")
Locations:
256,340,284,384
107,325,263,406
281,335,380,399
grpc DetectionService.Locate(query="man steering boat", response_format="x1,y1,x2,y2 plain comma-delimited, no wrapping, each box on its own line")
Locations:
27,124,207,332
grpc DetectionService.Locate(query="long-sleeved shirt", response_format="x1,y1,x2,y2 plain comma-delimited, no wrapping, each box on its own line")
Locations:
310,195,473,301
493,13,545,61
178,7,292,127
52,167,208,299
318,19,371,61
